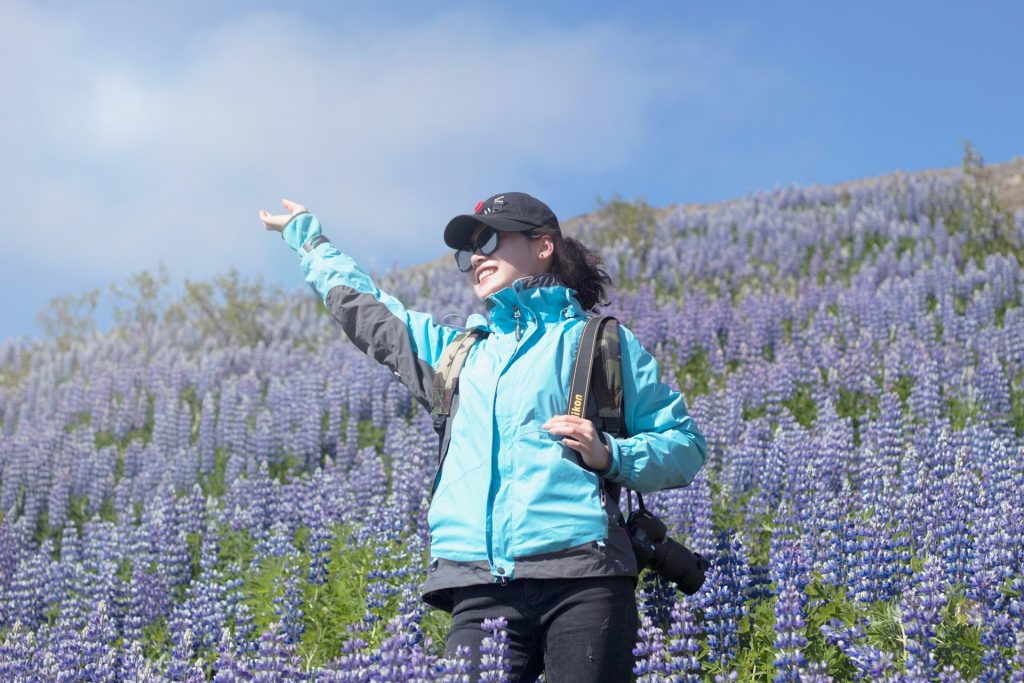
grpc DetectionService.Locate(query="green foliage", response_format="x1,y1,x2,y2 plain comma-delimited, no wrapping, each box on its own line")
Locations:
944,142,1022,268
782,383,817,428
947,395,978,432
0,349,32,389
36,289,100,351
896,236,916,257
180,384,201,444
835,389,878,446
933,590,984,679
215,523,432,669
163,268,288,348
1011,373,1024,437
716,597,776,681
357,419,387,454
675,347,715,398
863,600,906,662
268,455,301,484
109,264,171,331
892,374,915,408
201,447,231,499
593,195,657,265
142,617,171,662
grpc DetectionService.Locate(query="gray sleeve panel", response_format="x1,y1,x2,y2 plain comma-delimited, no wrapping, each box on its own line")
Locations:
325,284,437,411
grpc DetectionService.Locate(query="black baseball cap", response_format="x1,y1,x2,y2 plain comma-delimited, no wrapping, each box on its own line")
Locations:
444,192,561,249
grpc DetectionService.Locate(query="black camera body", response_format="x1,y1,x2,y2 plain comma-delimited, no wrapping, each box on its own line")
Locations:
626,508,710,595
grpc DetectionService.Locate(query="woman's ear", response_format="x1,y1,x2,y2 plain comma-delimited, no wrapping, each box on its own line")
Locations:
535,234,555,262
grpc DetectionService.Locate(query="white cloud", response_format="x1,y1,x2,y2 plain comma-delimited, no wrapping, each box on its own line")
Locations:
0,3,782,291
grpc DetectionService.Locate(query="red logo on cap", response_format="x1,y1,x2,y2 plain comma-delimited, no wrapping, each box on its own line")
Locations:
473,200,485,214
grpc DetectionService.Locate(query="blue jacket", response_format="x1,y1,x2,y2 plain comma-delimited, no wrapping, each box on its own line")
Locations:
283,213,706,608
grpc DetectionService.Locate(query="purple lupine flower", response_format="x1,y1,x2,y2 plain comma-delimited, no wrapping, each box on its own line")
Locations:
478,617,512,683
435,644,474,683
900,555,945,675
79,600,120,682
252,621,306,682
820,620,897,681
120,638,163,682
198,392,218,476
213,627,253,682
665,596,701,682
166,628,199,681
770,538,811,681
124,566,171,643
938,664,967,682
172,566,229,655
632,613,670,682
1011,630,1024,683
372,606,438,683
273,565,307,646
700,532,750,669
0,621,37,681
307,520,332,587
772,583,807,681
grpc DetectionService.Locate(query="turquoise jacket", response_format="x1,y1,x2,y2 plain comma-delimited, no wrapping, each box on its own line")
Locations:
283,213,706,604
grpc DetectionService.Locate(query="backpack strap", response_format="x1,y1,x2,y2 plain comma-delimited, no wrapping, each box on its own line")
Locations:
430,329,487,493
431,329,487,435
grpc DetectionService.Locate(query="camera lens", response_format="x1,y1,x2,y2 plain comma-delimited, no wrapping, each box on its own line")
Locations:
649,539,710,595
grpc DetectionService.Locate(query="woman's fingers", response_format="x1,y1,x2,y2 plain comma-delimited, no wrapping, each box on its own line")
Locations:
259,209,291,232
281,198,307,214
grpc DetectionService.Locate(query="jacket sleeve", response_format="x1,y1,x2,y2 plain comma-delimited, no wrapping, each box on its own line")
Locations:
282,212,463,411
599,323,707,493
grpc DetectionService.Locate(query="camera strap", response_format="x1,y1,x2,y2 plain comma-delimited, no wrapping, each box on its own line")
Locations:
566,315,630,508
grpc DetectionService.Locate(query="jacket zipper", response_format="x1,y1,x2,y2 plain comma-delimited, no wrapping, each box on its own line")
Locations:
513,306,522,341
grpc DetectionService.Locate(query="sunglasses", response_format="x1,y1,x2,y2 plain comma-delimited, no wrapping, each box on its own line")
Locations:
454,227,501,272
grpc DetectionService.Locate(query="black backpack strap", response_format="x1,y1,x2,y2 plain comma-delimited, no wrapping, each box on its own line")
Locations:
593,318,624,438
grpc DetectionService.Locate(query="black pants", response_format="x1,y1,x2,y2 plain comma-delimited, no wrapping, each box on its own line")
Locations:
444,576,639,683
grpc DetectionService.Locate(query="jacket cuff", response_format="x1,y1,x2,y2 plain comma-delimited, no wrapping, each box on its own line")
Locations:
598,432,621,479
281,211,320,253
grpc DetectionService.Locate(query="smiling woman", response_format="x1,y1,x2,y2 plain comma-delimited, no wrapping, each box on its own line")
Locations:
259,191,706,683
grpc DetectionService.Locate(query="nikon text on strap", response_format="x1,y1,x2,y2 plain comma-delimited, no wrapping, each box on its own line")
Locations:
567,316,625,504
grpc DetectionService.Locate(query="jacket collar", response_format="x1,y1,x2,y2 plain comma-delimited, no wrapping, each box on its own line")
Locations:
483,273,586,333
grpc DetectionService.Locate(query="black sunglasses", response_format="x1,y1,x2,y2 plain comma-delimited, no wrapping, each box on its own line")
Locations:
454,227,501,272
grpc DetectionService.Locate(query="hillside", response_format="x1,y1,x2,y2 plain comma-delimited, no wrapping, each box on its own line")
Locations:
0,151,1022,680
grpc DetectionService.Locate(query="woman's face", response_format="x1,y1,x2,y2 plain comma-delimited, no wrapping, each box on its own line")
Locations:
465,224,553,300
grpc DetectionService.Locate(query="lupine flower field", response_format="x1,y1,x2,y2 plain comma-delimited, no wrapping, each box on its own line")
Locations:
2,153,1024,681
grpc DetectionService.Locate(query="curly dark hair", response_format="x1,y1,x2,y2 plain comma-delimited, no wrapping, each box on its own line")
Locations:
531,227,613,311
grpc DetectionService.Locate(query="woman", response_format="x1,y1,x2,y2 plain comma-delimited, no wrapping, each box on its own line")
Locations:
260,192,706,682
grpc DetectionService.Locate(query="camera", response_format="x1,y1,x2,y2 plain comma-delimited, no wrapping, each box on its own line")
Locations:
626,508,710,595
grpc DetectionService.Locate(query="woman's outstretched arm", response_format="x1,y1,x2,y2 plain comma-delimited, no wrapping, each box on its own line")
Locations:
261,199,464,411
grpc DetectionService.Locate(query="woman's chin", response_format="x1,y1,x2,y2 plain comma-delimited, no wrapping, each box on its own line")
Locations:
475,276,503,299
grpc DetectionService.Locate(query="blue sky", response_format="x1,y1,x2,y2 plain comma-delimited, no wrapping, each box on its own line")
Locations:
2,0,1021,342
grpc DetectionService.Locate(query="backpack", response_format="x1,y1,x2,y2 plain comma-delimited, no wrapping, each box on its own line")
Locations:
429,315,626,497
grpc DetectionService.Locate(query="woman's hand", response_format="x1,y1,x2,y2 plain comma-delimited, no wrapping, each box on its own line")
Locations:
543,415,611,471
259,198,307,232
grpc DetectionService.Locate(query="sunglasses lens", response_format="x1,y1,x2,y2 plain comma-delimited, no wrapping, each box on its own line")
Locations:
454,227,501,271
478,228,499,255
455,249,473,272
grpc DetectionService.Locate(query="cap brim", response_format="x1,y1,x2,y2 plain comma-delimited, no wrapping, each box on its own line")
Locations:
443,214,539,249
